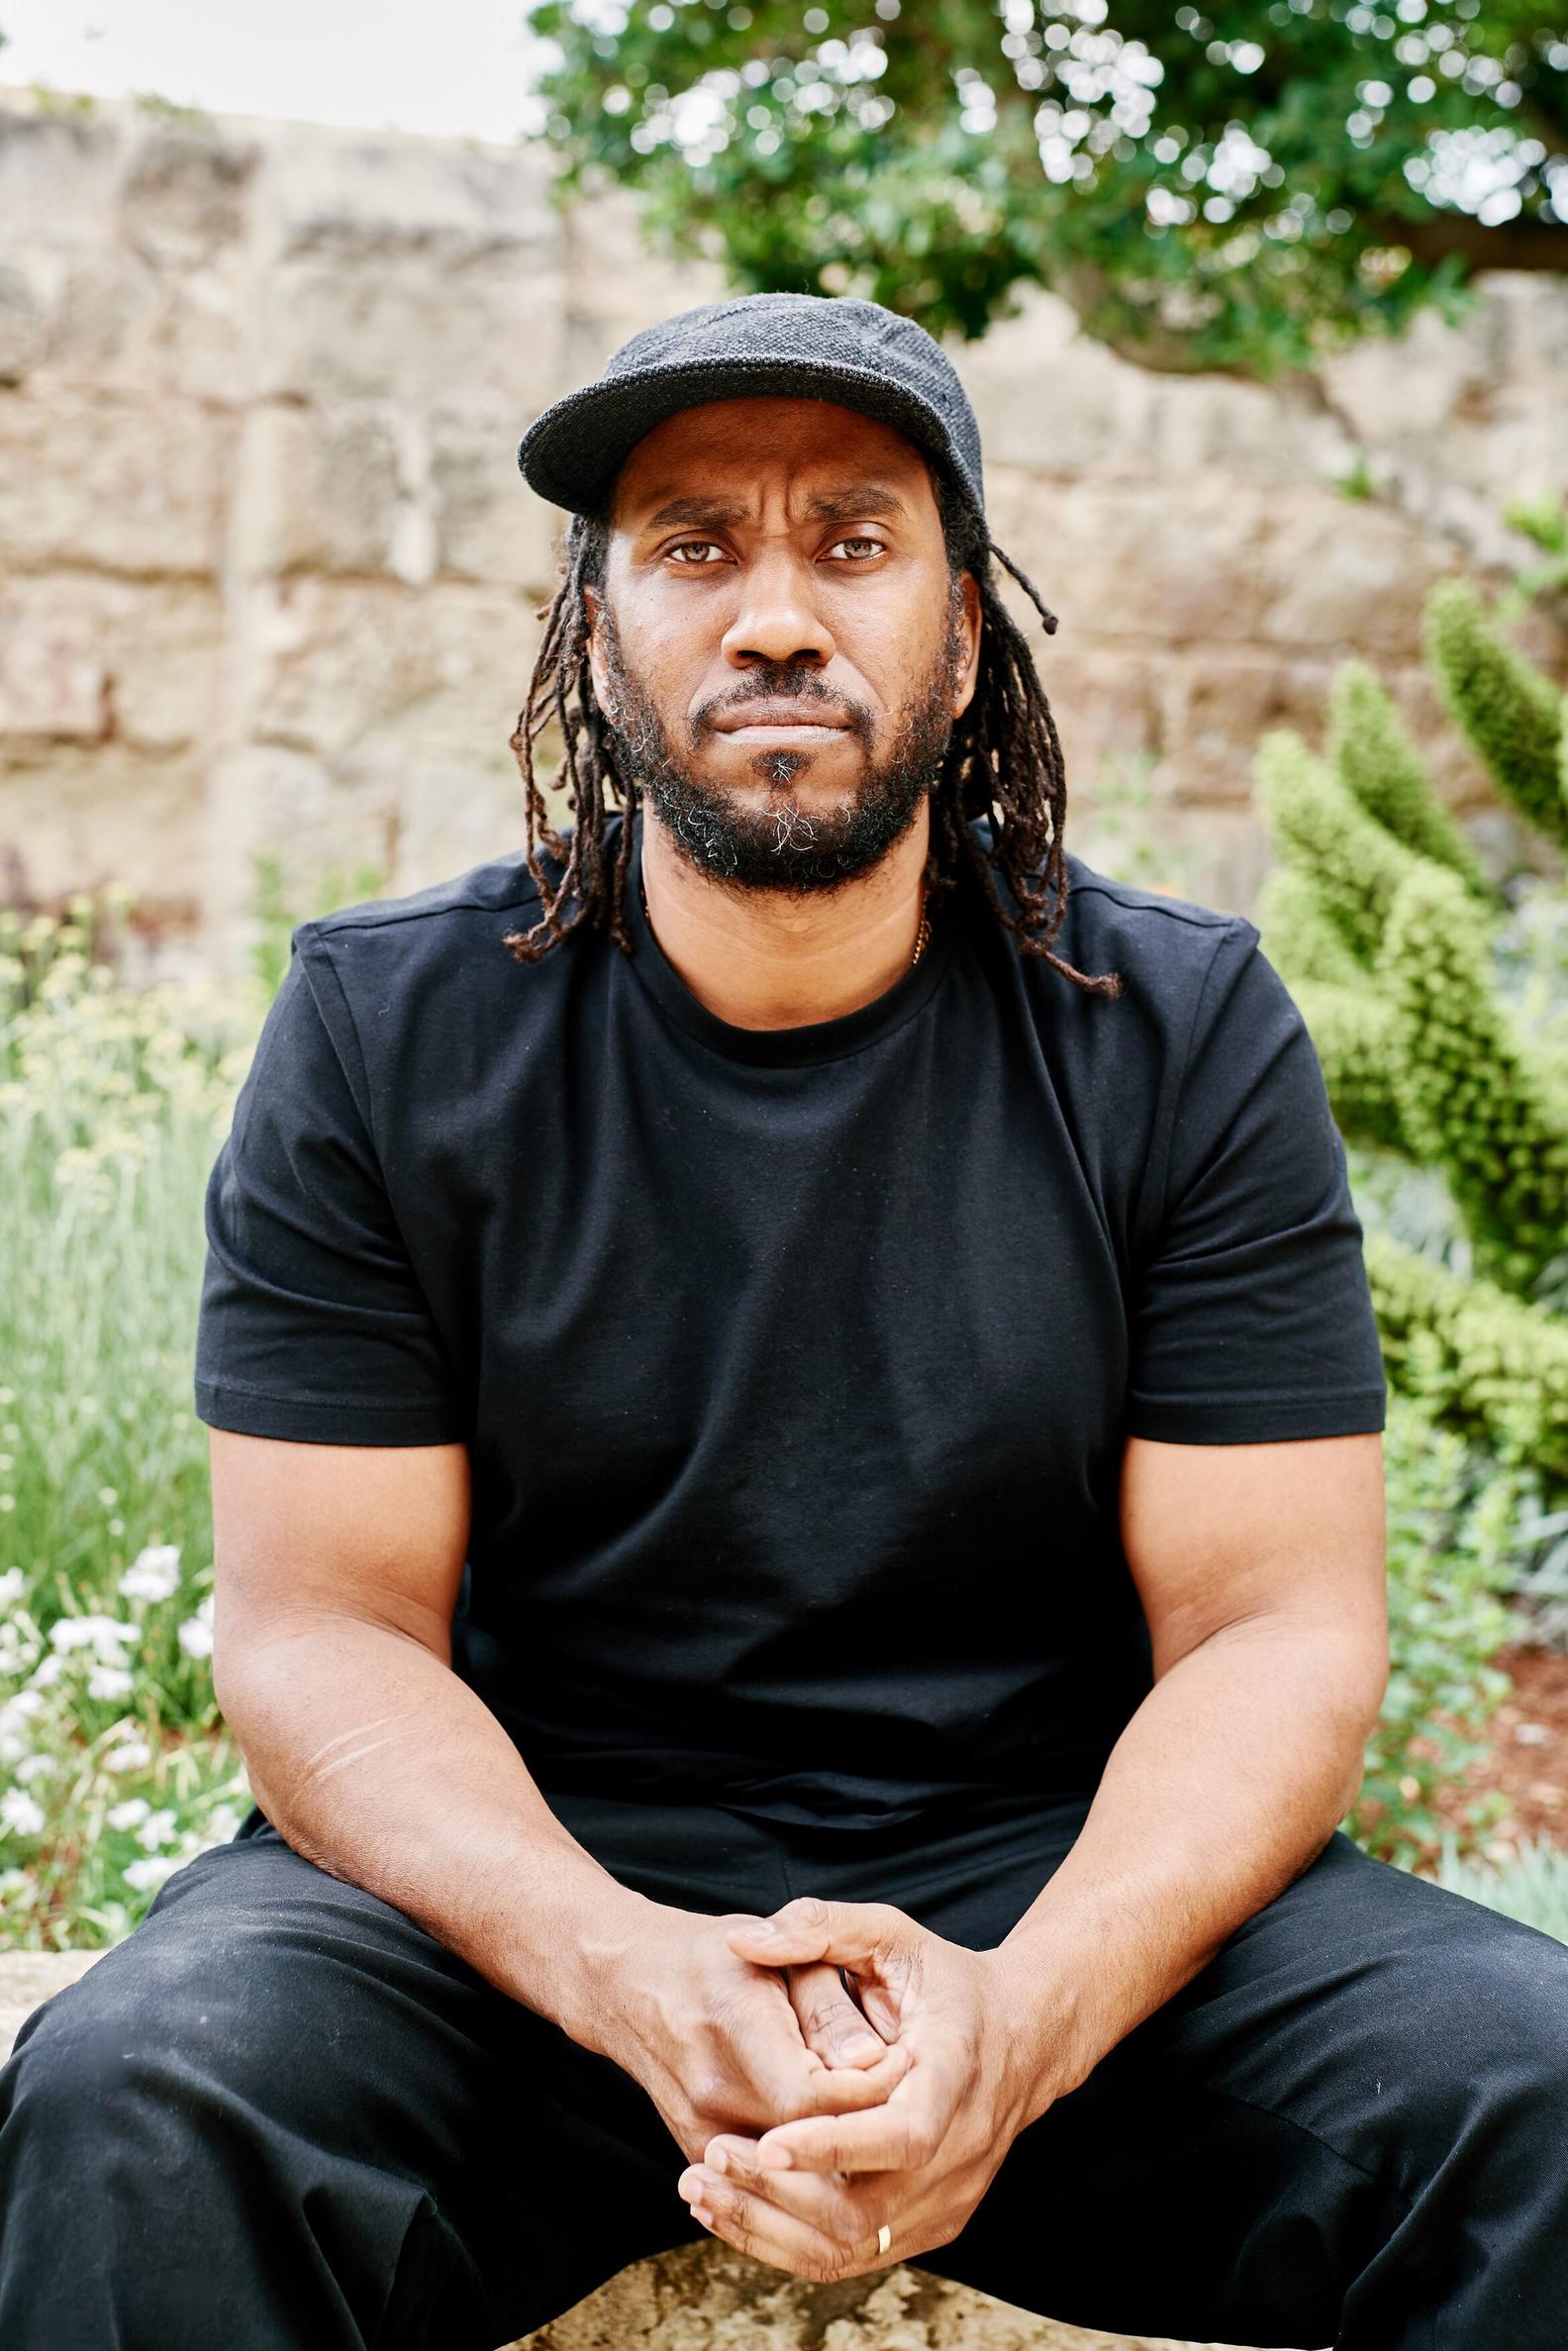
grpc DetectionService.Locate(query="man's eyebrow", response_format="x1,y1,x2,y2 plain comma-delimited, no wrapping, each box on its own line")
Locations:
637,484,913,532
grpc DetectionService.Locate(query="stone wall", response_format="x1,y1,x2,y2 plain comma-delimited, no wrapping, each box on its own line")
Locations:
2,89,1565,974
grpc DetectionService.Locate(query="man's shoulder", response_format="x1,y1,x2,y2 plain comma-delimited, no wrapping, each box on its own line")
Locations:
1058,850,1250,955
302,849,543,949
1037,848,1257,1020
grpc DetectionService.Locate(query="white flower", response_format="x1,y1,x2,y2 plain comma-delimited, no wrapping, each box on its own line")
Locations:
0,1691,44,1727
0,1566,24,1607
87,1664,135,1702
136,1808,179,1851
28,1654,64,1689
107,1797,150,1830
15,1752,56,1785
0,1789,46,1838
123,1854,179,1894
205,1804,243,1844
118,1545,181,1606
49,1614,138,1660
103,1736,153,1773
177,1596,216,1660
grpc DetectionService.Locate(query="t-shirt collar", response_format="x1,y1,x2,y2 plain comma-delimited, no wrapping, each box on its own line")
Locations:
620,810,960,1069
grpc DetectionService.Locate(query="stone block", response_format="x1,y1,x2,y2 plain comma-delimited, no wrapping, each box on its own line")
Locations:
253,250,569,421
0,739,205,906
0,386,234,576
984,473,1267,647
108,580,225,749
512,2236,1281,2350
1251,492,1450,660
233,402,407,578
258,125,561,268
0,105,127,249
561,188,727,387
0,575,109,740
432,404,564,591
1149,647,1335,805
40,249,248,408
0,251,65,386
249,575,540,765
120,124,258,268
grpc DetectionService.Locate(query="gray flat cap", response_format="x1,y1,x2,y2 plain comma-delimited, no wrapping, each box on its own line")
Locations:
517,291,987,534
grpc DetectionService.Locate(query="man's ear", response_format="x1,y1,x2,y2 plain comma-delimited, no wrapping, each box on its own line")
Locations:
953,570,983,722
583,583,615,719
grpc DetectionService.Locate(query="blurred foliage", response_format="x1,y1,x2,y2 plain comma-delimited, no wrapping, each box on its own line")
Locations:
0,856,385,1947
529,0,1568,377
1433,1830,1568,1937
1347,1392,1522,1867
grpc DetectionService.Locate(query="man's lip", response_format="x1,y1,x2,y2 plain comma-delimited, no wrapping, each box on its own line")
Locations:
712,702,852,733
716,722,849,743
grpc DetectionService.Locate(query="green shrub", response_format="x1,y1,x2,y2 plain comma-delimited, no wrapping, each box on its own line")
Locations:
1345,1393,1527,1870
1431,1835,1568,1944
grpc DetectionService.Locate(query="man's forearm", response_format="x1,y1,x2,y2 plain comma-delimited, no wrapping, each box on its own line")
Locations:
217,1614,652,2053
989,1615,1384,2126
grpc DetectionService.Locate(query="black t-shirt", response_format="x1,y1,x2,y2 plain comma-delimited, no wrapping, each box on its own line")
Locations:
195,814,1386,1828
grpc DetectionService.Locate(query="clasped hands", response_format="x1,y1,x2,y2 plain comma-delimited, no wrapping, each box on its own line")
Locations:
618,1893,1048,2286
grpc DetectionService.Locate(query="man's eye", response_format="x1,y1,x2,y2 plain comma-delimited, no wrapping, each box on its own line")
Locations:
668,540,726,563
829,538,886,561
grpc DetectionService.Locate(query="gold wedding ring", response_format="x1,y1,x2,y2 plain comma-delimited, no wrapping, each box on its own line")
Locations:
876,2221,893,2258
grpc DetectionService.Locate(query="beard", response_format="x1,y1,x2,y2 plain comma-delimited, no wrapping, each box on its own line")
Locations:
595,599,968,895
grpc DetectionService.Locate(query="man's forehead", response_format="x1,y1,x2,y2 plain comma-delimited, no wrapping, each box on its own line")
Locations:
609,396,935,528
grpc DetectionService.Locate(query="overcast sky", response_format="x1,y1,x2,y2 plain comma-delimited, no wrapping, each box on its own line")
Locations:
0,0,555,142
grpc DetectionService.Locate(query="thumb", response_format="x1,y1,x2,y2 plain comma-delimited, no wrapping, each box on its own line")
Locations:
726,1895,912,1976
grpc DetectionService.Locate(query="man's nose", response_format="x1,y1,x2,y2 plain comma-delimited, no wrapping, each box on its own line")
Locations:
720,549,835,671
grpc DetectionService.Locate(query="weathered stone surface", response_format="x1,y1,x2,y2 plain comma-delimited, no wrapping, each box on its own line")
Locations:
432,403,564,591
0,740,206,905
233,401,409,578
512,2239,1282,2351
0,108,126,248
0,89,1563,963
0,573,109,739
0,1948,104,2060
0,574,221,750
0,386,234,575
38,248,249,407
249,574,537,765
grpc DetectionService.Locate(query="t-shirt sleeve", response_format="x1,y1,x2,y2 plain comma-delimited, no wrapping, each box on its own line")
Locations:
1123,916,1387,1445
193,925,466,1447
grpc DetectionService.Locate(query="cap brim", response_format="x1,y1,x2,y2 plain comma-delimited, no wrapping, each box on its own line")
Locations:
517,354,972,519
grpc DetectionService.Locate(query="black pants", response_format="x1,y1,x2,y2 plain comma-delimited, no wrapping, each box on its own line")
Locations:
2,1787,1566,2351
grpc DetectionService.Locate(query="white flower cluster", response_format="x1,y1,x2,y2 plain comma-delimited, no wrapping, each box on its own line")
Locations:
0,1535,248,1928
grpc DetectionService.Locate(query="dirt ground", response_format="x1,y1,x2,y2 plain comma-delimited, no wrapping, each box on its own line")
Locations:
1436,1642,1568,1856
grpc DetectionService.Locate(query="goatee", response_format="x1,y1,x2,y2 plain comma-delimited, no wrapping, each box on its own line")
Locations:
596,603,967,895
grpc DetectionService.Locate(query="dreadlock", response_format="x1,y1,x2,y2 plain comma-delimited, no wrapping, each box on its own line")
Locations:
503,456,1123,999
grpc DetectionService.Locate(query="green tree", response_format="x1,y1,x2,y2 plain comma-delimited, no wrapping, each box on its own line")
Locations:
528,0,1567,377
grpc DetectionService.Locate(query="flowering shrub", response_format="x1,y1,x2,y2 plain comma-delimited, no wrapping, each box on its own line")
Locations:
0,1542,247,1946
0,895,260,1947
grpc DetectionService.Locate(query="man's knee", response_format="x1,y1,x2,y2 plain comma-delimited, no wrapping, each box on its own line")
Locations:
3,1923,277,2170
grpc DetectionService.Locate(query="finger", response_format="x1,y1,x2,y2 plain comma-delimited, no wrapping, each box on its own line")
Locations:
753,2062,960,2177
786,1961,887,2069
678,2160,893,2282
727,1896,910,1974
735,1971,910,2121
699,2133,891,2248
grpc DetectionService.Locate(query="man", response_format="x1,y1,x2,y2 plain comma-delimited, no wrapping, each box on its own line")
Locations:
1,293,1564,2351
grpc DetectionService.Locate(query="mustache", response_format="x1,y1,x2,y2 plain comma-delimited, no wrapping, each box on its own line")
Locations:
695,672,874,744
